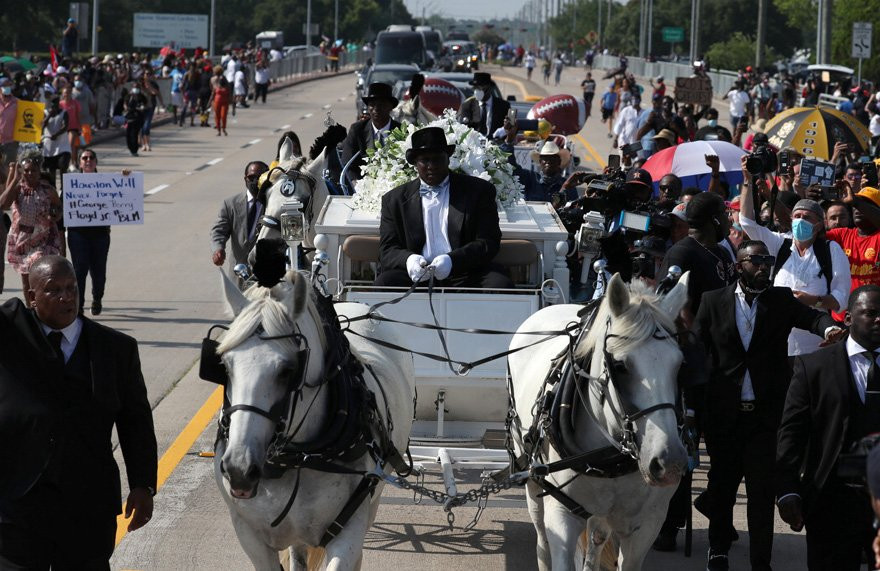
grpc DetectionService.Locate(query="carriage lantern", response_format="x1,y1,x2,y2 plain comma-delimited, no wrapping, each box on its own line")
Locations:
280,199,306,242
577,210,607,256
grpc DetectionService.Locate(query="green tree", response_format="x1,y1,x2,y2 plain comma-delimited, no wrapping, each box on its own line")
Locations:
705,32,780,72
472,28,506,46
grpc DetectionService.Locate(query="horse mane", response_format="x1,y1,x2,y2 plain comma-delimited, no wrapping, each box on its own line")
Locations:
217,273,307,354
578,280,675,359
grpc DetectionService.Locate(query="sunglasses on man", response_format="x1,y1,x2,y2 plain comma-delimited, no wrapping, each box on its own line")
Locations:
742,254,776,267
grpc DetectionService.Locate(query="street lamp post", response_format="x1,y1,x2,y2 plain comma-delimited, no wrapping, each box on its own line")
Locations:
306,0,313,48
209,0,215,57
91,0,99,55
334,0,339,40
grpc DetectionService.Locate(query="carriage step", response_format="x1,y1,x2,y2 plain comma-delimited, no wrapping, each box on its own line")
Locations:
482,429,507,449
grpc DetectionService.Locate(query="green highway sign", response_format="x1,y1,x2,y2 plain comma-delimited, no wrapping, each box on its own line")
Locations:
662,27,685,43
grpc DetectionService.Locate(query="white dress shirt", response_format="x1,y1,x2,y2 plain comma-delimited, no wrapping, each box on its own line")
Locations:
734,283,759,401
740,214,850,355
371,120,392,145
40,317,83,364
846,336,879,404
419,175,451,262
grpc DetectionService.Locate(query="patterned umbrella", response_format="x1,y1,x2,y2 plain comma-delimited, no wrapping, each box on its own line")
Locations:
764,106,870,160
641,140,747,192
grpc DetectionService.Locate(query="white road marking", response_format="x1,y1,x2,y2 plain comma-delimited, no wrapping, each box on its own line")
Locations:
248,138,262,145
281,124,291,130
206,157,223,166
300,113,313,119
145,184,169,196
322,104,332,109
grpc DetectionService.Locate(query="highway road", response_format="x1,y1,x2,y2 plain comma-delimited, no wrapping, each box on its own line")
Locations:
0,64,808,570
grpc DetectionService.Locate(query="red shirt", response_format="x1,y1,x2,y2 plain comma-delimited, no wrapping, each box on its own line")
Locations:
827,227,880,319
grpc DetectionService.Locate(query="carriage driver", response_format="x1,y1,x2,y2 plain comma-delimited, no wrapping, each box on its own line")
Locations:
375,126,514,289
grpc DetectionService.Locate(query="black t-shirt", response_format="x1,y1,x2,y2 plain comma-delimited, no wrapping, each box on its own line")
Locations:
660,236,736,314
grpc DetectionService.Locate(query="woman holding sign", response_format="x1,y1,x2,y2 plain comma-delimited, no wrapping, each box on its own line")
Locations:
0,156,63,294
67,149,128,315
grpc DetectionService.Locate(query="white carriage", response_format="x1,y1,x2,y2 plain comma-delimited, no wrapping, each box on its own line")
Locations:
302,196,569,479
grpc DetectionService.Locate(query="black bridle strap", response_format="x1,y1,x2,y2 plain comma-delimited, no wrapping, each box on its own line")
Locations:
224,404,277,423
625,402,677,424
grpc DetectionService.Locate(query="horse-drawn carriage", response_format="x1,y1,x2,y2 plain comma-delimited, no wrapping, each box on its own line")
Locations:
206,116,691,568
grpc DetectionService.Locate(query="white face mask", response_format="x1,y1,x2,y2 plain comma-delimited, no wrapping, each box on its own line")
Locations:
473,89,485,101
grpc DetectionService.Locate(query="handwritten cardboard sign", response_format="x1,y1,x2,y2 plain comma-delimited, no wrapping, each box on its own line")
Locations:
61,172,144,227
674,76,713,107
12,100,45,143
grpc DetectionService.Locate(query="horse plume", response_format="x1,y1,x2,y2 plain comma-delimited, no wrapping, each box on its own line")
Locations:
309,124,347,160
408,73,425,100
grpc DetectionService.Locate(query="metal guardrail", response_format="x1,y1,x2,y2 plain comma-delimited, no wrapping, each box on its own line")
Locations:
592,54,739,98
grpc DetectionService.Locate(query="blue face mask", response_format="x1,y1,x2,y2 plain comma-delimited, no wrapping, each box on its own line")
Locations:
707,119,718,127
791,218,814,242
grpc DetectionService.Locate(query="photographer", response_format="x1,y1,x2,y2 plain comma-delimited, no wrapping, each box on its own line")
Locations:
739,155,851,356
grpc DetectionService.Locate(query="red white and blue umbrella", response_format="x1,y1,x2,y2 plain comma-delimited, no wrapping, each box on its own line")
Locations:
642,140,747,192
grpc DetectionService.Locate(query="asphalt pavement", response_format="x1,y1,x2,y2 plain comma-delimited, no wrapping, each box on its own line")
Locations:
0,65,809,570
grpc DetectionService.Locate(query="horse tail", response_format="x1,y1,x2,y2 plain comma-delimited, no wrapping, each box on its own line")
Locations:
306,546,326,570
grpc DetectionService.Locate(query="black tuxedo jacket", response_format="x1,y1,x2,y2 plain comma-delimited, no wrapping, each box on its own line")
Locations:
457,95,511,137
776,342,861,512
0,298,157,518
340,117,401,182
378,172,501,277
695,284,837,432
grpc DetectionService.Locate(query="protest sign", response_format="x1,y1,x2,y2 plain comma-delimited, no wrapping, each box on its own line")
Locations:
12,100,45,143
61,172,144,227
674,76,713,106
797,158,835,188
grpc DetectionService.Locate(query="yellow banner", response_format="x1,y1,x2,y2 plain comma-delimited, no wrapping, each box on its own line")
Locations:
12,100,45,144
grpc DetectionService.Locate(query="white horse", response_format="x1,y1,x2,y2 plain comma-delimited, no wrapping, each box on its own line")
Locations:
256,137,331,252
214,269,415,569
391,95,437,125
508,273,690,571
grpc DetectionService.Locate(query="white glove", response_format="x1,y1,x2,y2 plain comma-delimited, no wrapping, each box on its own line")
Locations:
429,254,452,280
406,254,429,282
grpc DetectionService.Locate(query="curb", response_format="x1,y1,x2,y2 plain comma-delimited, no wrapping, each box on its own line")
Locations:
86,67,359,148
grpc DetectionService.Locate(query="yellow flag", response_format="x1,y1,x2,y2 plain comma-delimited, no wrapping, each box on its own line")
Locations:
13,100,45,144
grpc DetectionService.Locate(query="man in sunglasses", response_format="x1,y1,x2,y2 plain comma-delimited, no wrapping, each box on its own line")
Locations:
695,239,843,571
210,160,269,281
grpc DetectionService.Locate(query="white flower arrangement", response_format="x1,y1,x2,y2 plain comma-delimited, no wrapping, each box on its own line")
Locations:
351,109,525,214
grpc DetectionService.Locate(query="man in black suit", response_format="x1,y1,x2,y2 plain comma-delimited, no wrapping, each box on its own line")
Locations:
340,82,401,184
0,255,157,569
375,126,513,289
777,284,880,570
456,72,510,138
695,240,842,571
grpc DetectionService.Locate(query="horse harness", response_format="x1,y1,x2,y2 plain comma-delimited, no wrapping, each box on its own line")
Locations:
201,286,412,545
498,299,680,520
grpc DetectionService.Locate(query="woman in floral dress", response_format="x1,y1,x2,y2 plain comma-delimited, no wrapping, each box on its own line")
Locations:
0,157,64,293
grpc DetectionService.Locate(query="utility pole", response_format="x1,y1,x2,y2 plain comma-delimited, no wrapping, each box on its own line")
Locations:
821,0,832,64
335,0,339,40
306,0,313,48
91,0,99,55
209,0,215,57
646,0,653,57
755,0,767,67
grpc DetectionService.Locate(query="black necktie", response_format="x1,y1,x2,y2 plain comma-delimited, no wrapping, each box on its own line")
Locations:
480,101,488,133
48,331,64,360
862,352,880,433
246,199,257,238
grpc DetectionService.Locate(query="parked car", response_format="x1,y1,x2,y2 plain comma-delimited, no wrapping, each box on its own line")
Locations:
355,63,421,114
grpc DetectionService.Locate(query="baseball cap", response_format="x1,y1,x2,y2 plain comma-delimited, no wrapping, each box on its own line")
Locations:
625,168,653,189
856,187,880,208
671,202,688,222
68,17,75,23
792,199,824,219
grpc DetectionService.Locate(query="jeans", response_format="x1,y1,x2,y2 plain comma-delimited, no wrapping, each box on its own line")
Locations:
141,107,155,136
255,82,268,103
68,227,110,311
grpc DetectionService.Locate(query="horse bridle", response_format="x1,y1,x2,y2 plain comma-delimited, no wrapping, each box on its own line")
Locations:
574,317,680,462
258,164,319,229
218,327,315,444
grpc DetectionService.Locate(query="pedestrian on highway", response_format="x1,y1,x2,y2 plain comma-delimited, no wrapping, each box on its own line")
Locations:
59,85,82,163
233,64,249,112
211,160,269,281
696,240,842,571
71,73,96,144
139,69,164,152
777,284,880,570
553,52,564,86
524,51,536,82
41,96,71,186
123,85,148,156
542,58,551,85
68,149,123,315
600,83,617,138
0,156,63,294
580,72,596,119
61,18,77,59
181,62,201,127
0,254,157,569
210,65,231,136
0,77,18,170
254,60,270,104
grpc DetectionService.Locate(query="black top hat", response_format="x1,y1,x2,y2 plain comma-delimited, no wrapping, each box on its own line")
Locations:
405,127,455,165
361,82,398,105
468,72,493,86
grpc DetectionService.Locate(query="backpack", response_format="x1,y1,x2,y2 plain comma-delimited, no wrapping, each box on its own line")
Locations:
772,237,833,294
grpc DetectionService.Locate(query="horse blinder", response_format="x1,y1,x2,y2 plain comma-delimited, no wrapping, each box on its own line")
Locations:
200,325,230,386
